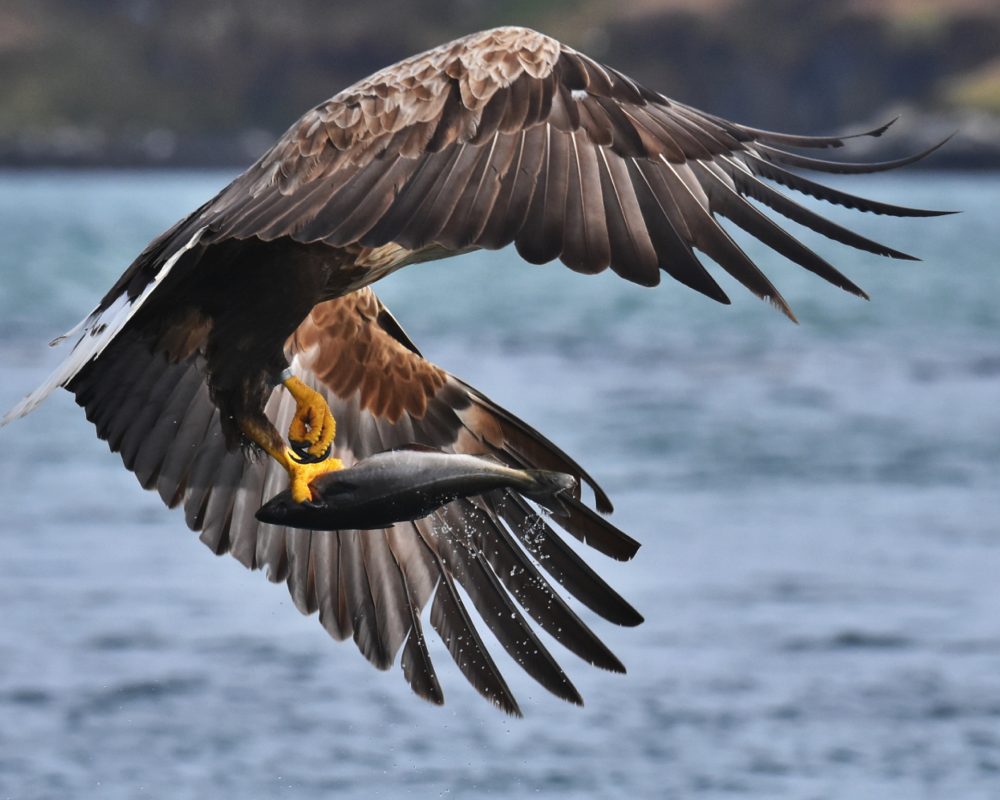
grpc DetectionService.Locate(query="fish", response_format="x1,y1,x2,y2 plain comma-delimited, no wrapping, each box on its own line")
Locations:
254,446,577,531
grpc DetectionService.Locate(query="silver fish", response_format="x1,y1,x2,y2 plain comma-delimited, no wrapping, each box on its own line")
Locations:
255,447,576,531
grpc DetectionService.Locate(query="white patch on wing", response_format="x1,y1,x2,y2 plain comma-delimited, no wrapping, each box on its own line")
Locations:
1,226,207,425
354,243,416,272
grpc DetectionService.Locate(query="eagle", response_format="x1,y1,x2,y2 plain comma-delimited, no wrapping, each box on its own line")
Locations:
2,27,944,715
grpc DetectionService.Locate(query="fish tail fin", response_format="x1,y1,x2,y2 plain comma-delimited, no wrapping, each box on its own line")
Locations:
521,470,577,519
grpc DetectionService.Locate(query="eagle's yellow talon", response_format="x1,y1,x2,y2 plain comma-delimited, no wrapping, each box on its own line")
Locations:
283,374,336,460
287,452,344,504
240,373,345,506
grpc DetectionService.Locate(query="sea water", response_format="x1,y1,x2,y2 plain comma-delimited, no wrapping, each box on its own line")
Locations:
0,170,998,799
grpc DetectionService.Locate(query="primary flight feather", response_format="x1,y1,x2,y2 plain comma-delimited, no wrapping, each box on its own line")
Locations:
2,27,945,714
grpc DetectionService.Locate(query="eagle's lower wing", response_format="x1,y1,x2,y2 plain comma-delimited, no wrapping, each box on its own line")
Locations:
68,288,641,715
202,26,946,320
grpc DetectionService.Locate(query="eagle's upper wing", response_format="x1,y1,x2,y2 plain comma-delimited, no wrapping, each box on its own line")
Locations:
1,26,948,429
69,288,642,715
202,26,945,320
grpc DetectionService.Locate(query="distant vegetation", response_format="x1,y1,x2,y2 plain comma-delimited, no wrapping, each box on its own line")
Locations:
1,0,998,166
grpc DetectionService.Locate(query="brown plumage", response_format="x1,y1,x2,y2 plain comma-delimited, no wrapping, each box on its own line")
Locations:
3,26,947,714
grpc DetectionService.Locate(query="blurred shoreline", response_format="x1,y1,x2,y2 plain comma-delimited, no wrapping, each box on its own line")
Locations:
4,0,1000,170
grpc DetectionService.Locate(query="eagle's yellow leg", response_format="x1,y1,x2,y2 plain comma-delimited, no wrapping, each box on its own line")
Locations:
241,416,344,504
239,372,343,503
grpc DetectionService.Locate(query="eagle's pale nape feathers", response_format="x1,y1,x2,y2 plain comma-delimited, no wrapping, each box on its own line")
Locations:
1,26,947,714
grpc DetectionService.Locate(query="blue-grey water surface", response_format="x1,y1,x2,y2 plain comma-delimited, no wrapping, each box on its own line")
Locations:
0,170,998,799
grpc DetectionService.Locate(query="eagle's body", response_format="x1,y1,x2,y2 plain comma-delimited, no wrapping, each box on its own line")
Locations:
2,27,944,714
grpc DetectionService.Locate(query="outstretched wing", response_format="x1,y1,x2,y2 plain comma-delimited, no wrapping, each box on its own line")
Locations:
202,25,946,320
67,288,643,715
1,25,948,427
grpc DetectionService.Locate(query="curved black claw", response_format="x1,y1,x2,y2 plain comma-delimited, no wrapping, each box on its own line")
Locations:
289,439,332,465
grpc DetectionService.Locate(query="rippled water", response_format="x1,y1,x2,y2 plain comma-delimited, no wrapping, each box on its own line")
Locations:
0,170,998,799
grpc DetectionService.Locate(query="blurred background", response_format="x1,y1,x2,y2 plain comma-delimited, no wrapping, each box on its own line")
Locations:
2,0,1000,167
1,3,999,800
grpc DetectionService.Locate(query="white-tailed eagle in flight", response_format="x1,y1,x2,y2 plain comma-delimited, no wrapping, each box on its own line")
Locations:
2,27,946,715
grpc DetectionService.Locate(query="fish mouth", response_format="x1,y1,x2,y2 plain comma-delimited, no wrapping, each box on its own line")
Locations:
256,492,328,525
